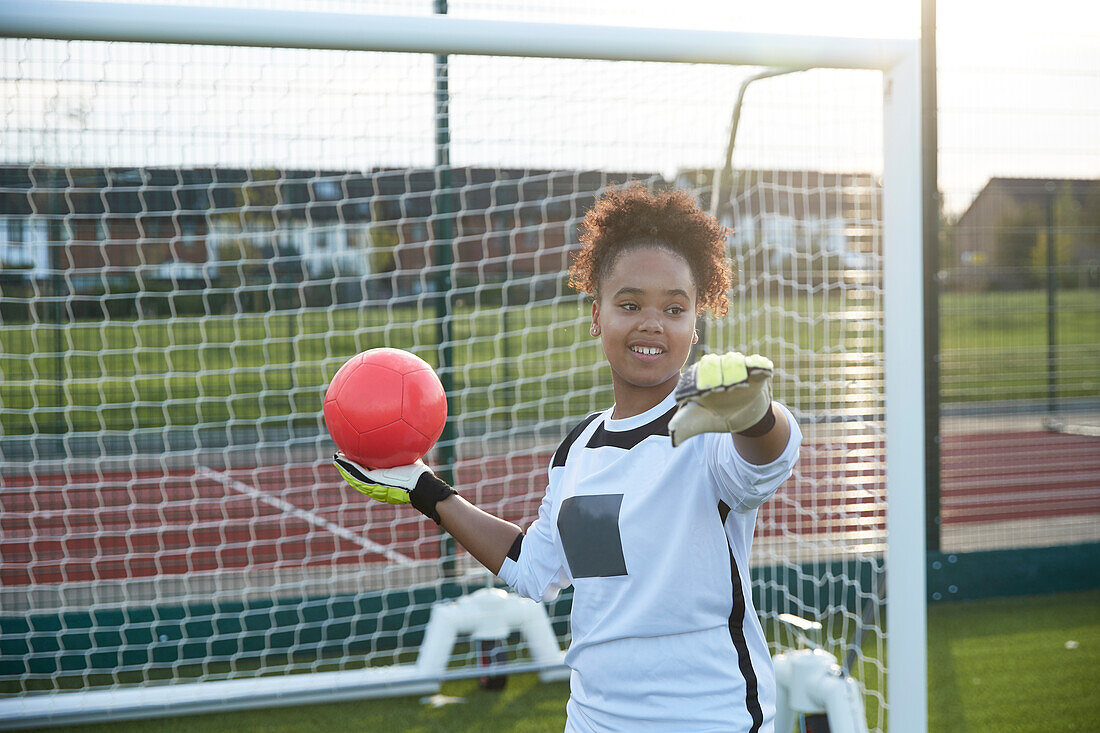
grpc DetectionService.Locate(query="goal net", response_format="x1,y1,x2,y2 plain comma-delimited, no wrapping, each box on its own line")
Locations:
0,6,920,731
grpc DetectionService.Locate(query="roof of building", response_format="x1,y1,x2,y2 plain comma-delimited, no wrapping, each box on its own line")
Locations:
956,176,1100,226
0,165,659,222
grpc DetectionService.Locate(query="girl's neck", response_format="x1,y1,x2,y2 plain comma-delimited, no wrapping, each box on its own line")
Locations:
609,375,678,420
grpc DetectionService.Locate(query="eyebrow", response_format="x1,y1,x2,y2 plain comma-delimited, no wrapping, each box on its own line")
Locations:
613,287,691,299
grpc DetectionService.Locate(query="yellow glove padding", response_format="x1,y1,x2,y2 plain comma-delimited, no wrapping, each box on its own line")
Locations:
669,352,774,447
333,453,423,504
333,453,457,524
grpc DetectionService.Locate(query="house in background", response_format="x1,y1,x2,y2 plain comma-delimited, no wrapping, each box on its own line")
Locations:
0,165,656,309
0,212,49,274
676,168,882,273
952,177,1100,272
0,166,380,288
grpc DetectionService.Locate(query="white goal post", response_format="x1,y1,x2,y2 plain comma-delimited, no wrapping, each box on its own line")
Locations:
0,2,925,731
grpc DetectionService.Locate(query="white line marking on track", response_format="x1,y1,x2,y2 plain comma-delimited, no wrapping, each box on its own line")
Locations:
197,465,414,566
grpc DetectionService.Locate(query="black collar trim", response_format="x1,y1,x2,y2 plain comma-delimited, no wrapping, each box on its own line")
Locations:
585,405,677,451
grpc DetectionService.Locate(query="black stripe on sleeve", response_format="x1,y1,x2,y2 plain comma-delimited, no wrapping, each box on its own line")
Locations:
551,412,602,468
720,500,763,732
584,404,677,451
506,532,524,562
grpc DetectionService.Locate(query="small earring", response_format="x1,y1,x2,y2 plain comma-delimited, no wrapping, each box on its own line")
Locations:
590,325,599,336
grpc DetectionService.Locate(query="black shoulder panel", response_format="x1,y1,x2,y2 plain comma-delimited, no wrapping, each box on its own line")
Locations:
551,412,602,468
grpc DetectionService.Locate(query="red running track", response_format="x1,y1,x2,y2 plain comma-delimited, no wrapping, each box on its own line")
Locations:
1,430,1096,586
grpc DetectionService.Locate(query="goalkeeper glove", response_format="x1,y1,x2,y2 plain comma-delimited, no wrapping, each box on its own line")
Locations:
669,352,775,448
333,453,457,524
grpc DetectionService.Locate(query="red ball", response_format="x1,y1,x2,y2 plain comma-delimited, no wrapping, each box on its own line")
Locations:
323,348,447,469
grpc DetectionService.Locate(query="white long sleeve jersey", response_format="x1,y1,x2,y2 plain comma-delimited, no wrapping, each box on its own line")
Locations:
497,391,801,733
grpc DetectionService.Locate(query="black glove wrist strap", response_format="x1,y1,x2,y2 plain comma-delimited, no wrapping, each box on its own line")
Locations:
409,473,457,524
736,404,776,438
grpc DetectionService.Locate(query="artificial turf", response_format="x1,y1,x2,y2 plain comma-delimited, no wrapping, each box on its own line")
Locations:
28,588,1099,733
926,589,1100,732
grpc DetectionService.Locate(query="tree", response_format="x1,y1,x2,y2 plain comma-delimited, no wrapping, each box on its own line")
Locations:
367,200,399,298
993,202,1042,288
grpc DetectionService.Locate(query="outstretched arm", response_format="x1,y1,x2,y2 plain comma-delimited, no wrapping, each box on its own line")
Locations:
333,456,522,575
435,494,522,575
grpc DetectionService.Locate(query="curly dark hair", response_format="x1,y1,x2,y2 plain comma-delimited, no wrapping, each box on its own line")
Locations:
568,184,733,317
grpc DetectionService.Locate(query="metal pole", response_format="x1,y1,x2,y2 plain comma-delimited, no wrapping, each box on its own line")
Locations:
702,67,803,364
0,1,910,71
921,0,941,553
50,168,66,438
287,250,299,440
502,282,514,430
883,42,928,733
710,68,804,221
1045,183,1057,418
433,0,458,578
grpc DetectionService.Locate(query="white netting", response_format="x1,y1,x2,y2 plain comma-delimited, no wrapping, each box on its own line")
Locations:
0,28,888,730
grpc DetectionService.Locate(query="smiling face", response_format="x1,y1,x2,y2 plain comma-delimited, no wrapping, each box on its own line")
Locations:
591,245,698,418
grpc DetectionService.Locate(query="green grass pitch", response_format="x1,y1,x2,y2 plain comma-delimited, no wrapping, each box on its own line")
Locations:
1,289,1095,436
23,589,1100,733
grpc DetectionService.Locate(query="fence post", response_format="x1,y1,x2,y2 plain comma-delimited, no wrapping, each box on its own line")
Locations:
921,0,941,553
48,166,67,439
1044,182,1057,419
433,0,458,578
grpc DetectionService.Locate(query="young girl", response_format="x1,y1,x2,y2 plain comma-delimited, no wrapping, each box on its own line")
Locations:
335,184,802,733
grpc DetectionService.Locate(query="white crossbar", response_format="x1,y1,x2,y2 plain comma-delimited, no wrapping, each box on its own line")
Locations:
0,0,908,70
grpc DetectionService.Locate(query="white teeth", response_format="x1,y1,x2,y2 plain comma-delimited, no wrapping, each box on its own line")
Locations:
631,346,663,356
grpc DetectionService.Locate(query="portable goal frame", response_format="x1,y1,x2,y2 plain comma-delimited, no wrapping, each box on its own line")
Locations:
0,2,926,730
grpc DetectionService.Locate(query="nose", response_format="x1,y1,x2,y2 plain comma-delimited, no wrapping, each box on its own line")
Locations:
638,309,664,333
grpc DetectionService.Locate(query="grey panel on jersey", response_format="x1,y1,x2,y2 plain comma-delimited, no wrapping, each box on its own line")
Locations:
556,494,628,578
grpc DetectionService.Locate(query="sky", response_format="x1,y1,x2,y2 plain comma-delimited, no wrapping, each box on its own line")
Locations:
1,0,1097,215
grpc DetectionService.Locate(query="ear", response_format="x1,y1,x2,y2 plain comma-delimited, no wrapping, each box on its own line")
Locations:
590,300,601,336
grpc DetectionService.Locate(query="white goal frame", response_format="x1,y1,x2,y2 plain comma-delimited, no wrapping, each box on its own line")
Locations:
0,2,926,731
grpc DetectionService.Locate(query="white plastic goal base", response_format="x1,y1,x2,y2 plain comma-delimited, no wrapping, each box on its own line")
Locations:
0,589,568,730
774,649,870,733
